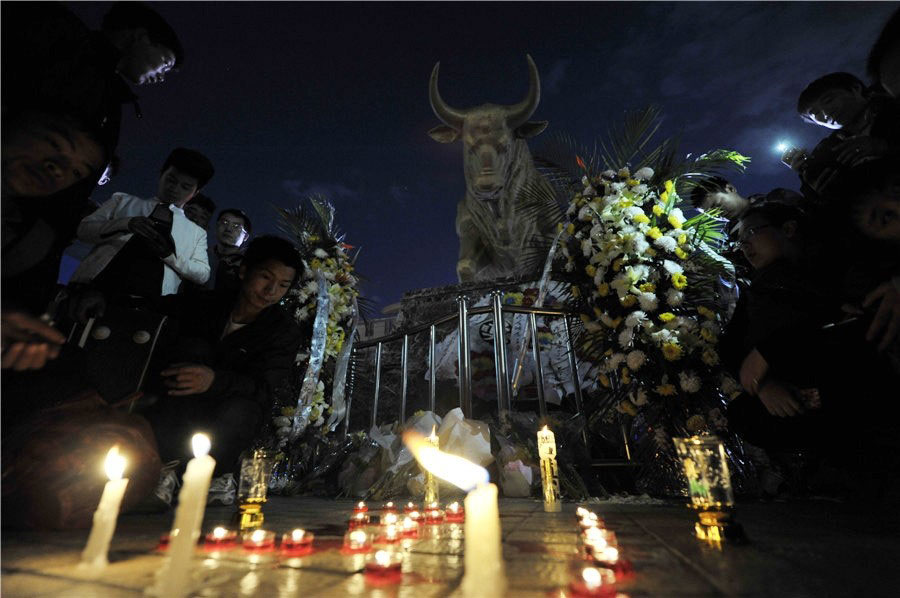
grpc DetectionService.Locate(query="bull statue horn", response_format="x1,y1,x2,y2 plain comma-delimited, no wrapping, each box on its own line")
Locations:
505,54,541,129
429,62,466,129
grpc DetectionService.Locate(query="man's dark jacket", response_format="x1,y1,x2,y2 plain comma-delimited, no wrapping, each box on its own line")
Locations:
156,290,306,409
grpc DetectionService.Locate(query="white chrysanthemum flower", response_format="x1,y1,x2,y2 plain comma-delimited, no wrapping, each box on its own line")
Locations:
679,371,701,393
721,375,741,397
624,206,643,219
654,235,677,252
583,185,597,197
638,292,658,311
632,235,650,255
601,169,617,179
626,350,646,370
610,274,632,298
663,259,683,274
581,238,593,257
668,207,685,224
634,167,654,181
593,268,606,287
618,328,634,348
303,280,319,294
632,183,648,196
666,288,683,306
611,181,626,192
323,269,336,281
314,248,329,259
632,386,650,406
625,310,647,328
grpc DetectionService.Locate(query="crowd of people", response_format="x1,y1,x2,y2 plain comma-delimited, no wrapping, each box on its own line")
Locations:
1,3,897,526
2,2,307,527
689,8,899,495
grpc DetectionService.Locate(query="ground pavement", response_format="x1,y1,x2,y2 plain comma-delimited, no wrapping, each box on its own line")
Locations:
2,496,898,597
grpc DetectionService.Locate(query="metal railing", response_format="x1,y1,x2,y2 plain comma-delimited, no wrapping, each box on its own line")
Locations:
343,290,593,450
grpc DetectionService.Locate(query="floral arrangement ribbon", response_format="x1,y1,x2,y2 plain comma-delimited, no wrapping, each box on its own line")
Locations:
510,228,564,395
290,270,331,442
326,296,359,432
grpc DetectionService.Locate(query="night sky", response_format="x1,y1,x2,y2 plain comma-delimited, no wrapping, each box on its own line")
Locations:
66,1,897,312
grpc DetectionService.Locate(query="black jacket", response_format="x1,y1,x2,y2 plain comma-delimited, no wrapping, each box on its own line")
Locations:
156,290,307,409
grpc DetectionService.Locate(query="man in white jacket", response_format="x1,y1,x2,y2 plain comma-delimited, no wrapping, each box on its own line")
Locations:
71,148,213,299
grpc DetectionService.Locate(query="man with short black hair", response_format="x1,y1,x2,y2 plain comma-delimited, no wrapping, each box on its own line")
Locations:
209,208,252,292
143,235,306,481
71,148,214,300
183,193,217,231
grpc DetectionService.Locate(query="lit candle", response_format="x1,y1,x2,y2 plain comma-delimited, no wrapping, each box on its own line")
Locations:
424,426,440,504
400,516,419,538
79,446,129,575
381,524,400,543
424,503,444,525
403,429,506,597
353,501,368,513
343,528,371,552
150,433,216,598
282,528,314,552
537,426,561,512
243,529,276,550
382,501,397,513
569,566,616,597
403,501,418,513
445,501,465,523
382,512,399,526
348,511,370,529
364,549,403,584
204,526,237,549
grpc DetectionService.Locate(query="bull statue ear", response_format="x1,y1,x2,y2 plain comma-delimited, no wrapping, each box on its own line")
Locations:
428,125,460,143
516,120,548,139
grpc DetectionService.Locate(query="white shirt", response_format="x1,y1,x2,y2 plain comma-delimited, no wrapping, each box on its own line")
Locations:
71,192,210,295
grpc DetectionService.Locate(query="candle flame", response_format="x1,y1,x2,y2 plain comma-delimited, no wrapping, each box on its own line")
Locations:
357,501,366,508
541,425,548,432
349,530,367,544
291,529,305,542
582,567,603,589
402,429,488,491
191,433,211,458
104,445,127,481
374,550,391,566
250,529,266,543
383,513,398,525
212,526,227,539
385,524,398,539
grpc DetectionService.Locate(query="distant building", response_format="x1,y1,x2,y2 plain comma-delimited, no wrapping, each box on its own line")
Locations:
356,302,400,341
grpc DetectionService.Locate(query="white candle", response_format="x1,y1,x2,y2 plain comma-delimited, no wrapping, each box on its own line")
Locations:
402,429,506,597
424,426,439,504
537,426,561,512
150,433,215,598
79,446,128,576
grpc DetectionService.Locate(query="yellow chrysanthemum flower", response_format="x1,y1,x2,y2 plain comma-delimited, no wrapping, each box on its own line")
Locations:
566,223,575,234
599,374,611,388
671,273,688,289
658,312,676,322
597,282,610,297
696,305,716,320
662,342,683,361
634,213,650,224
557,222,564,232
702,349,719,366
664,180,675,194
677,233,687,245
618,400,638,416
621,295,637,308
675,247,688,259
647,227,662,240
700,328,717,343
571,285,581,297
652,203,665,216
646,247,657,257
655,383,677,396
668,213,684,229
586,264,597,277
612,258,624,272
639,282,656,293
626,178,639,187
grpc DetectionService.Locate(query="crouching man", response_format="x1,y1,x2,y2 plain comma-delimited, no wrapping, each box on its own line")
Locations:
142,236,307,486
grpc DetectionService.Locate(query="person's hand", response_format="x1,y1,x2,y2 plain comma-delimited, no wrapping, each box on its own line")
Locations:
780,147,808,170
833,136,889,167
1,310,66,370
67,289,107,324
758,380,804,417
128,217,174,258
739,348,768,395
161,363,215,396
863,280,900,352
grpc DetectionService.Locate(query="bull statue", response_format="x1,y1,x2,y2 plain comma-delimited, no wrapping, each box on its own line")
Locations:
428,55,556,282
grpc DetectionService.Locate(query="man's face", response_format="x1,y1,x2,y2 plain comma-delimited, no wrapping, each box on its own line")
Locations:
803,87,867,129
118,33,176,85
700,184,749,219
736,215,792,270
1,112,106,198
183,204,213,230
239,259,296,311
854,194,900,244
217,214,249,247
157,166,199,207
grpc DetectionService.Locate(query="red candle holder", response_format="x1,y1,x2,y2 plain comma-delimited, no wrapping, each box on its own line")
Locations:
376,524,401,544
204,527,238,550
353,501,369,514
399,516,419,539
567,566,617,598
382,501,397,513
343,529,372,553
242,529,276,551
364,549,403,586
281,528,314,554
424,508,445,525
403,501,418,514
348,511,370,529
156,532,173,551
444,502,465,523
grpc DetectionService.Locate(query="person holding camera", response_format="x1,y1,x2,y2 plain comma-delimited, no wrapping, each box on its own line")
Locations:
70,148,213,304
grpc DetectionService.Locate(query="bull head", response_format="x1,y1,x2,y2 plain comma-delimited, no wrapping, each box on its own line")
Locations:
428,55,548,199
